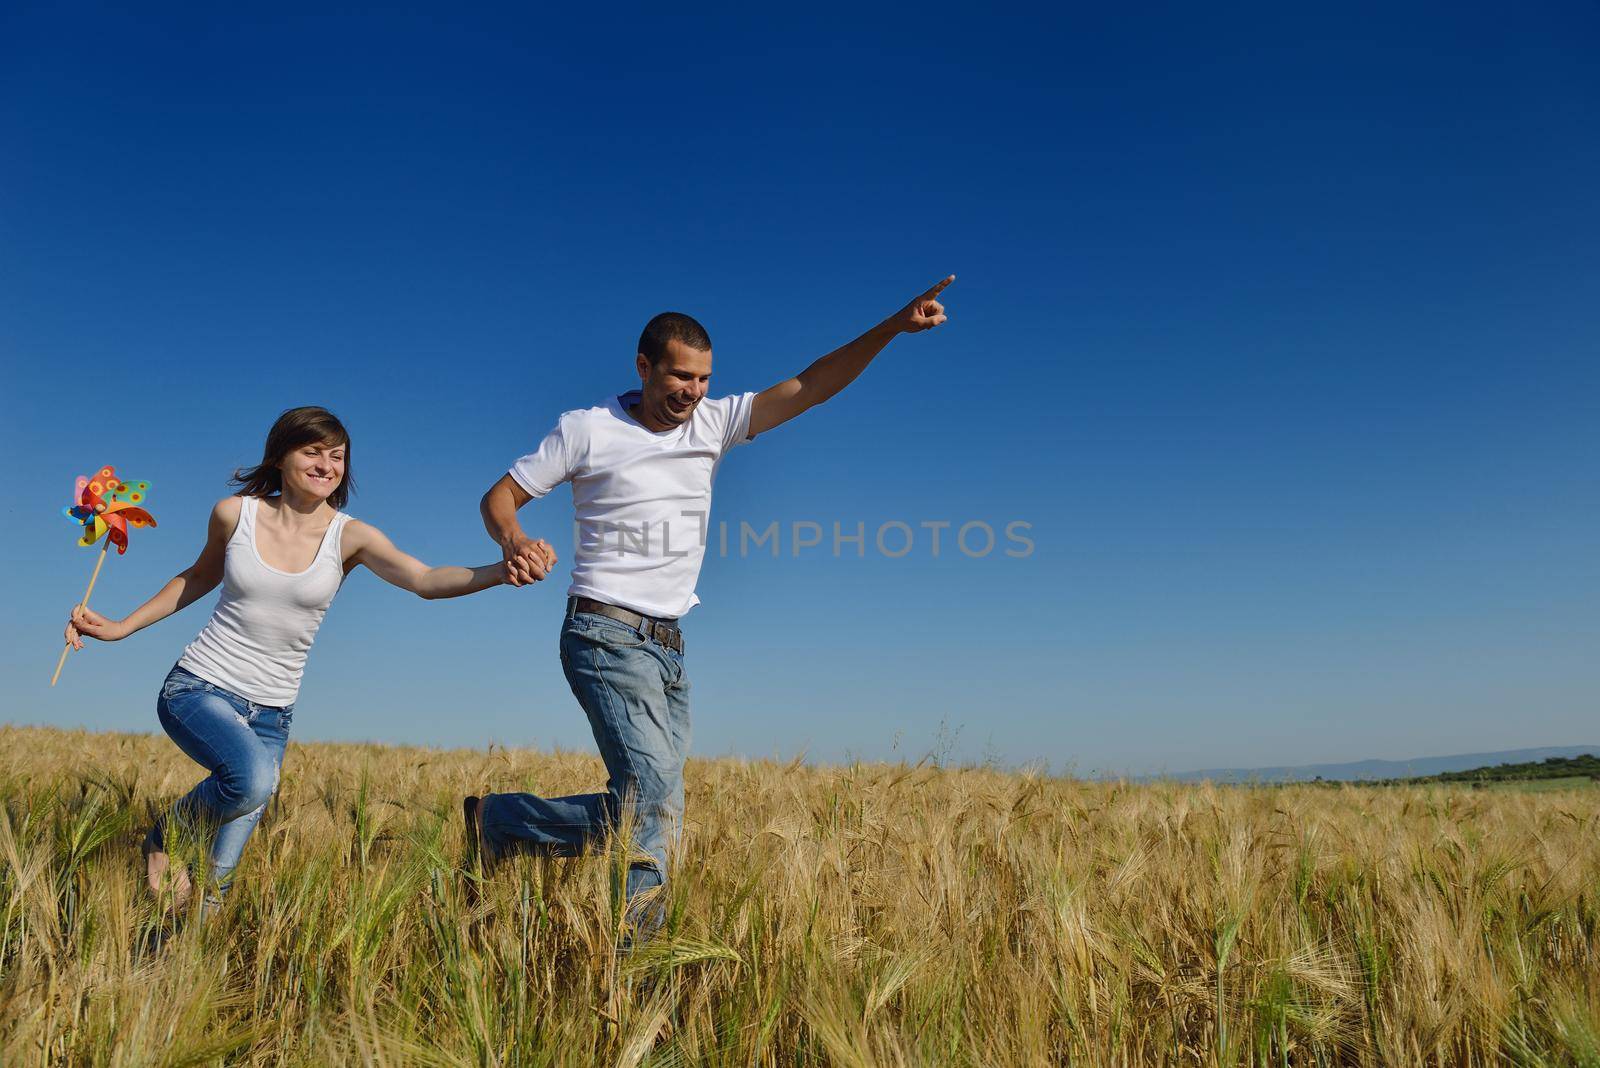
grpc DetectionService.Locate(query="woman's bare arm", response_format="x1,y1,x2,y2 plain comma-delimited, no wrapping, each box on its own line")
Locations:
65,497,238,648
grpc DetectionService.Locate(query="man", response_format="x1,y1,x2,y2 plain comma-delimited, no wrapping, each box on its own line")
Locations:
464,275,954,932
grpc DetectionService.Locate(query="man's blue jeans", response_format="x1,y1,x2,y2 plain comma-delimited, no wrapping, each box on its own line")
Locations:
150,665,292,893
481,605,691,915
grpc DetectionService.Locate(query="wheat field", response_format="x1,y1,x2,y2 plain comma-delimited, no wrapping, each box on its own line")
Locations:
0,725,1596,1066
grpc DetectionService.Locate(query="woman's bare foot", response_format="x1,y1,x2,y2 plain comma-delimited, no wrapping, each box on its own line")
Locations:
143,830,192,909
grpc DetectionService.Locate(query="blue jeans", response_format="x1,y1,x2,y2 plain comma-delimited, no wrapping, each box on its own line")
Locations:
150,665,293,893
481,604,691,916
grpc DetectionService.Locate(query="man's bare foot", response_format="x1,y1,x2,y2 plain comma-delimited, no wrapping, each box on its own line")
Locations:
462,795,494,876
143,831,192,909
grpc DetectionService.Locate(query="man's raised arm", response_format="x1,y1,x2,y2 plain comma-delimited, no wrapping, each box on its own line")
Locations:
480,475,558,587
748,275,954,437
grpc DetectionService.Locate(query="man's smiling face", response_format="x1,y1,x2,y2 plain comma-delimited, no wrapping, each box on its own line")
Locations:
634,339,713,430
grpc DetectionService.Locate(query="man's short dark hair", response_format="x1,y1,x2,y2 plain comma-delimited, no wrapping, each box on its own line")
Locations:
638,312,712,364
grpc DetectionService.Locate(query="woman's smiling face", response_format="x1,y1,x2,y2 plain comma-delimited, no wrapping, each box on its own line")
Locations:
278,439,347,502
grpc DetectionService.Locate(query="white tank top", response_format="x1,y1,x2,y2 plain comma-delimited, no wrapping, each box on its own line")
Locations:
177,496,352,707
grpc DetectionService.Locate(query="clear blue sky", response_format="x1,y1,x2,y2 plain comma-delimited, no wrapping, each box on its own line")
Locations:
3,4,1596,775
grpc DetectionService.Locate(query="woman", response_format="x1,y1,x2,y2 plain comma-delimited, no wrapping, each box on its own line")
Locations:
64,405,556,910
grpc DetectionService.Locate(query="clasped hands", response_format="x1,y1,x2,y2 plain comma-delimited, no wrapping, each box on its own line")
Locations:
501,534,560,587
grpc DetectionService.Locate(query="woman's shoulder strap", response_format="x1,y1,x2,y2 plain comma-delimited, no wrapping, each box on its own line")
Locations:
231,495,256,538
324,509,356,561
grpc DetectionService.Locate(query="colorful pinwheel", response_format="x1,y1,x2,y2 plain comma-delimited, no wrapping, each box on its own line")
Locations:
63,465,156,554
52,465,158,686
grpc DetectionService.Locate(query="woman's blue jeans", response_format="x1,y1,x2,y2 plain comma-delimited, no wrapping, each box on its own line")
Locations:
150,665,292,893
481,606,691,922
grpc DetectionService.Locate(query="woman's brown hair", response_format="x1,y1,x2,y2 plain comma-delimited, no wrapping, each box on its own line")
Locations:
230,406,355,509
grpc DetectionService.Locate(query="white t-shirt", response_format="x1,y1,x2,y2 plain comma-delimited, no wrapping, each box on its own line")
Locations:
509,389,757,618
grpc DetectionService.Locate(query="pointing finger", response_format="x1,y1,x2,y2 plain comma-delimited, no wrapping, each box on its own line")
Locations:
920,274,955,300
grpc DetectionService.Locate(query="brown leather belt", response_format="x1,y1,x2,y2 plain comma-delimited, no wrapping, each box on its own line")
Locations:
569,597,684,654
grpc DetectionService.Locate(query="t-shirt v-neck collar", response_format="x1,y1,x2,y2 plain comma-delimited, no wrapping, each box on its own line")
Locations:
610,390,682,438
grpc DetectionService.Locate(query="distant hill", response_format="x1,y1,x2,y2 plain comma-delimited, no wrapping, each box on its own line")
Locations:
1396,753,1600,784
1161,746,1600,784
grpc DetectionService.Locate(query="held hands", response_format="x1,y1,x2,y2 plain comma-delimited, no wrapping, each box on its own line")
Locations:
501,535,559,587
63,604,128,650
890,275,955,334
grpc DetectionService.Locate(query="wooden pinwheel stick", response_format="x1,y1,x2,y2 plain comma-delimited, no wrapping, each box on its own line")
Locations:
50,535,111,687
